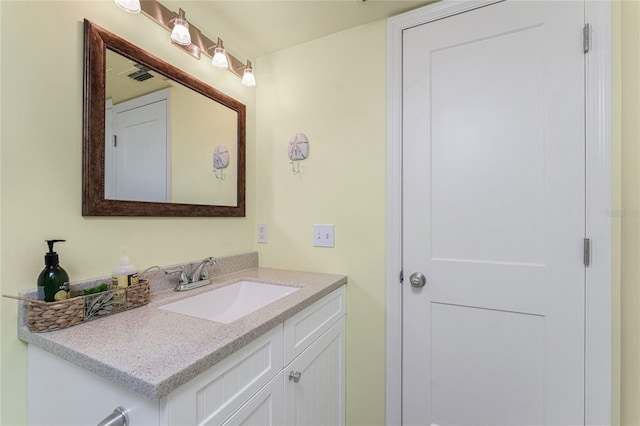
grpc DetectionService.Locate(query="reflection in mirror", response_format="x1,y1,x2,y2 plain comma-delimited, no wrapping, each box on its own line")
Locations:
105,50,238,206
82,19,246,217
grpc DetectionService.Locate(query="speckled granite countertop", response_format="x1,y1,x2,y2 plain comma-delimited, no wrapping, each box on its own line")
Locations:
18,263,346,400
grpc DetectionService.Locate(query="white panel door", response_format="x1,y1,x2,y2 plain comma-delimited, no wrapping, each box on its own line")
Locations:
113,99,169,202
402,1,585,425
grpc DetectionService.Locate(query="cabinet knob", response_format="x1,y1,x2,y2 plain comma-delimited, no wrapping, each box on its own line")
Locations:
288,370,302,383
97,406,128,426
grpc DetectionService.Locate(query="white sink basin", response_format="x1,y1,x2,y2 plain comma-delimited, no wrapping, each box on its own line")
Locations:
158,280,299,324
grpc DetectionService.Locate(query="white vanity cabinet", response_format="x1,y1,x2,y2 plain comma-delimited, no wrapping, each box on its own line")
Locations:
168,285,346,426
27,285,345,426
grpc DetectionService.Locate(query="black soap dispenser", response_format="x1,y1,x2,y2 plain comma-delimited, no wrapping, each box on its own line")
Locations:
37,240,70,302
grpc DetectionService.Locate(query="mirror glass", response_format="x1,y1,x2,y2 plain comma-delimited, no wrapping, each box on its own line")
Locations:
83,20,246,217
105,50,238,207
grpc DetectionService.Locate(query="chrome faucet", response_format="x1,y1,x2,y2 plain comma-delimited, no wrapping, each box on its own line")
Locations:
188,257,217,283
164,258,217,291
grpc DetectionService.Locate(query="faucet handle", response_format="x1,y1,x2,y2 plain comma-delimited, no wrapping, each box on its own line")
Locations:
200,268,210,280
198,258,218,280
164,267,188,285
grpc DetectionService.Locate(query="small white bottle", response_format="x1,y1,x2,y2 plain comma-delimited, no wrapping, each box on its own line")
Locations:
112,251,139,288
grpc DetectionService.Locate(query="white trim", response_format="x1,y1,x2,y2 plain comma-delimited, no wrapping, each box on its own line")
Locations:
112,87,171,113
105,100,115,200
584,1,612,424
385,15,403,426
385,1,612,425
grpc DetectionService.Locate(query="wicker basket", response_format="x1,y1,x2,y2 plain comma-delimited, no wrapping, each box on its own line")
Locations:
126,280,150,309
9,279,150,333
26,296,85,332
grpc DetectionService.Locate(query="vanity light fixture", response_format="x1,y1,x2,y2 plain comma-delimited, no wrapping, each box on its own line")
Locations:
241,61,256,87
170,9,191,46
114,0,140,13
113,0,255,87
211,38,229,70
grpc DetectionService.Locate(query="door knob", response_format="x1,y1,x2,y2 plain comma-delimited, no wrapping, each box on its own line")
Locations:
409,272,427,288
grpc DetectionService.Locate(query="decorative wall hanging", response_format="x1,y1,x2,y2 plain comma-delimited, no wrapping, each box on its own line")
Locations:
288,133,309,174
213,145,230,180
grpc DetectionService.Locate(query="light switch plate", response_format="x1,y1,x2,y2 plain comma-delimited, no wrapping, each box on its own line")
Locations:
313,225,335,248
257,224,268,243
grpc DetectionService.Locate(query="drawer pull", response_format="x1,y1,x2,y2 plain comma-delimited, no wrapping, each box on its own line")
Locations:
97,406,128,426
289,371,302,383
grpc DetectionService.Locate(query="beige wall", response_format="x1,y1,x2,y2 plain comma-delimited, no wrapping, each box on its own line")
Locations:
620,1,640,424
612,2,622,425
255,20,387,425
171,85,238,206
0,2,256,425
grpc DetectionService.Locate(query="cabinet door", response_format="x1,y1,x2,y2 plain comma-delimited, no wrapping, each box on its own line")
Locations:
284,285,345,364
167,325,283,426
284,316,345,426
221,373,284,426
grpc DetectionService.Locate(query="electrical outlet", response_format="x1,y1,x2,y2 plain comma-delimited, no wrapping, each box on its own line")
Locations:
313,225,335,248
257,224,268,243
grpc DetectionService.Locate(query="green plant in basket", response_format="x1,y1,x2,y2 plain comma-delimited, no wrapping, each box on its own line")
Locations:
82,283,110,296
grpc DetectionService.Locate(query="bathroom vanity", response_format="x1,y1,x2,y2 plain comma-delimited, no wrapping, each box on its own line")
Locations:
21,256,346,426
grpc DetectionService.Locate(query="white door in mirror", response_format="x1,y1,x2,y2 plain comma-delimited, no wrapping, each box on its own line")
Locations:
105,90,171,203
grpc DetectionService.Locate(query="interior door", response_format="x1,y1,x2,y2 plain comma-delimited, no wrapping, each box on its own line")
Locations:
402,1,586,425
110,97,170,202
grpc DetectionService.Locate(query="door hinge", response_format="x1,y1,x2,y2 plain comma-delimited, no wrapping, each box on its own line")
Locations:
583,23,590,54
400,270,404,284
584,238,591,267
113,135,118,147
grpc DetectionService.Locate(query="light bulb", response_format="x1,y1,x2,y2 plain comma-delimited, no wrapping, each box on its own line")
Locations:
212,47,229,70
242,67,256,87
114,0,140,13
171,10,191,46
171,19,191,46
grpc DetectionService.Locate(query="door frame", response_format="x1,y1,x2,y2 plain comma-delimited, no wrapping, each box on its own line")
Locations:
385,1,612,424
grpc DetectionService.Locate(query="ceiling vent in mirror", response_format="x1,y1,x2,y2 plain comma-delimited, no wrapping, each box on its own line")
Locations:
127,65,154,82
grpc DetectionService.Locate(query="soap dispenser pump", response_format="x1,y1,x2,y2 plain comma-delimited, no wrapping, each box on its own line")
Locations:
37,239,70,302
112,249,138,289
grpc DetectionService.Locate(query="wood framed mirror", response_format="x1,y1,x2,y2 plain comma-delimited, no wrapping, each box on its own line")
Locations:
83,20,245,216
